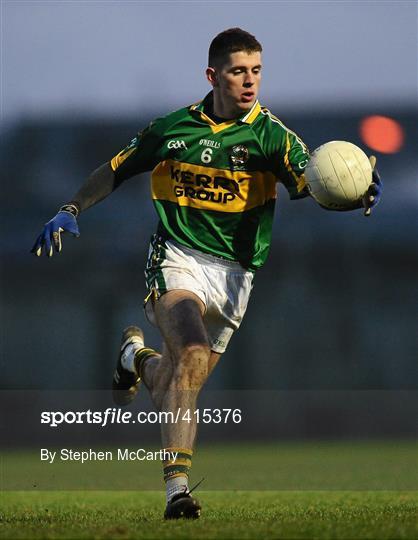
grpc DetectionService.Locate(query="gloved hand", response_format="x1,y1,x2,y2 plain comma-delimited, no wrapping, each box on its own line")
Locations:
31,204,80,257
362,156,383,217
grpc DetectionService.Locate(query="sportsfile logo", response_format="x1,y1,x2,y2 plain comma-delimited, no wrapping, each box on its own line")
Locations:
167,139,188,150
170,165,248,204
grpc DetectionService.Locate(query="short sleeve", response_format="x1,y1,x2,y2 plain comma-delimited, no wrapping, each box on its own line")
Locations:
276,131,310,200
110,119,164,182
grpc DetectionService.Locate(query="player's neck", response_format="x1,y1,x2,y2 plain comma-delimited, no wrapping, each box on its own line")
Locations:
212,93,241,121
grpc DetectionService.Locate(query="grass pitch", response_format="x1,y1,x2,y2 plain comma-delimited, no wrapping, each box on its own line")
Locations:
1,490,417,539
1,442,417,539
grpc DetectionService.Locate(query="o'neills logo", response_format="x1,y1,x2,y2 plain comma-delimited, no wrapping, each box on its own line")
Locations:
170,166,249,204
199,138,221,149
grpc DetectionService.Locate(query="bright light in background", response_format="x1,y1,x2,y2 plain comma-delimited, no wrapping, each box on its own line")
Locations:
359,115,405,153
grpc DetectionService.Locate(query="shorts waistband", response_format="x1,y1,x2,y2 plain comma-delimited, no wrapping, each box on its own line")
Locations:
168,239,250,272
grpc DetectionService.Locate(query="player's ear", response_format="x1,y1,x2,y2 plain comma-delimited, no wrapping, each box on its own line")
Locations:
206,67,218,87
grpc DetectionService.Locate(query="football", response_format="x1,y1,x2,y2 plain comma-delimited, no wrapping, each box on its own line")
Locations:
304,141,372,210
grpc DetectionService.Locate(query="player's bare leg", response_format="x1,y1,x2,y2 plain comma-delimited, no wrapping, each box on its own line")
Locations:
141,343,221,414
138,289,220,518
150,290,211,448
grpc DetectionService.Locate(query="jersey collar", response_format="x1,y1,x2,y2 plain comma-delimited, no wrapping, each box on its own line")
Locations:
190,91,261,128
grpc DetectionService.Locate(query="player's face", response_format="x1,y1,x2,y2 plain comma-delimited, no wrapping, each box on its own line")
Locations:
208,51,262,118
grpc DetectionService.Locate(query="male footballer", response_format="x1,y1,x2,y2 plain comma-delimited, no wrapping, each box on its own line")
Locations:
32,28,382,519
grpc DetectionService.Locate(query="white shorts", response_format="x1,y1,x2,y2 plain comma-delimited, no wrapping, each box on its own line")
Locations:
144,235,254,353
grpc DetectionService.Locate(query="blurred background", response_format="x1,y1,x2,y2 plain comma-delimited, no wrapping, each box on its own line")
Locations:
1,1,417,449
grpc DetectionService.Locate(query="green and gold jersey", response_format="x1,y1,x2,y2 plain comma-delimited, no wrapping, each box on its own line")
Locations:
110,92,309,270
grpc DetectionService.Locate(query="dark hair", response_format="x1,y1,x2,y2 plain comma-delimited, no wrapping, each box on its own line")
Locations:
208,28,262,67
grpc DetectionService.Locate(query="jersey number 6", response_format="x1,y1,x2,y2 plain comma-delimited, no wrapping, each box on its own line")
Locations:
201,148,213,164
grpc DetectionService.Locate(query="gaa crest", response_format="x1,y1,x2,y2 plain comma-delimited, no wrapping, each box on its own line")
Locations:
230,144,249,169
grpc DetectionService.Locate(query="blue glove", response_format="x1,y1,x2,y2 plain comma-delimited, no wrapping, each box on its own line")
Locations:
363,156,383,217
31,204,80,257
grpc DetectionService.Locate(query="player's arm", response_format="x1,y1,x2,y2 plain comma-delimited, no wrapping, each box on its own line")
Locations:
274,131,310,200
275,130,382,216
31,122,162,257
31,162,121,257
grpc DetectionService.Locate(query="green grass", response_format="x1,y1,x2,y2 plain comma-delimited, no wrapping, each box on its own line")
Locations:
1,442,417,538
3,441,417,490
1,490,417,539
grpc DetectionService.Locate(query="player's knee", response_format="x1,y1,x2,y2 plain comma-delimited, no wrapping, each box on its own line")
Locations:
173,344,210,390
